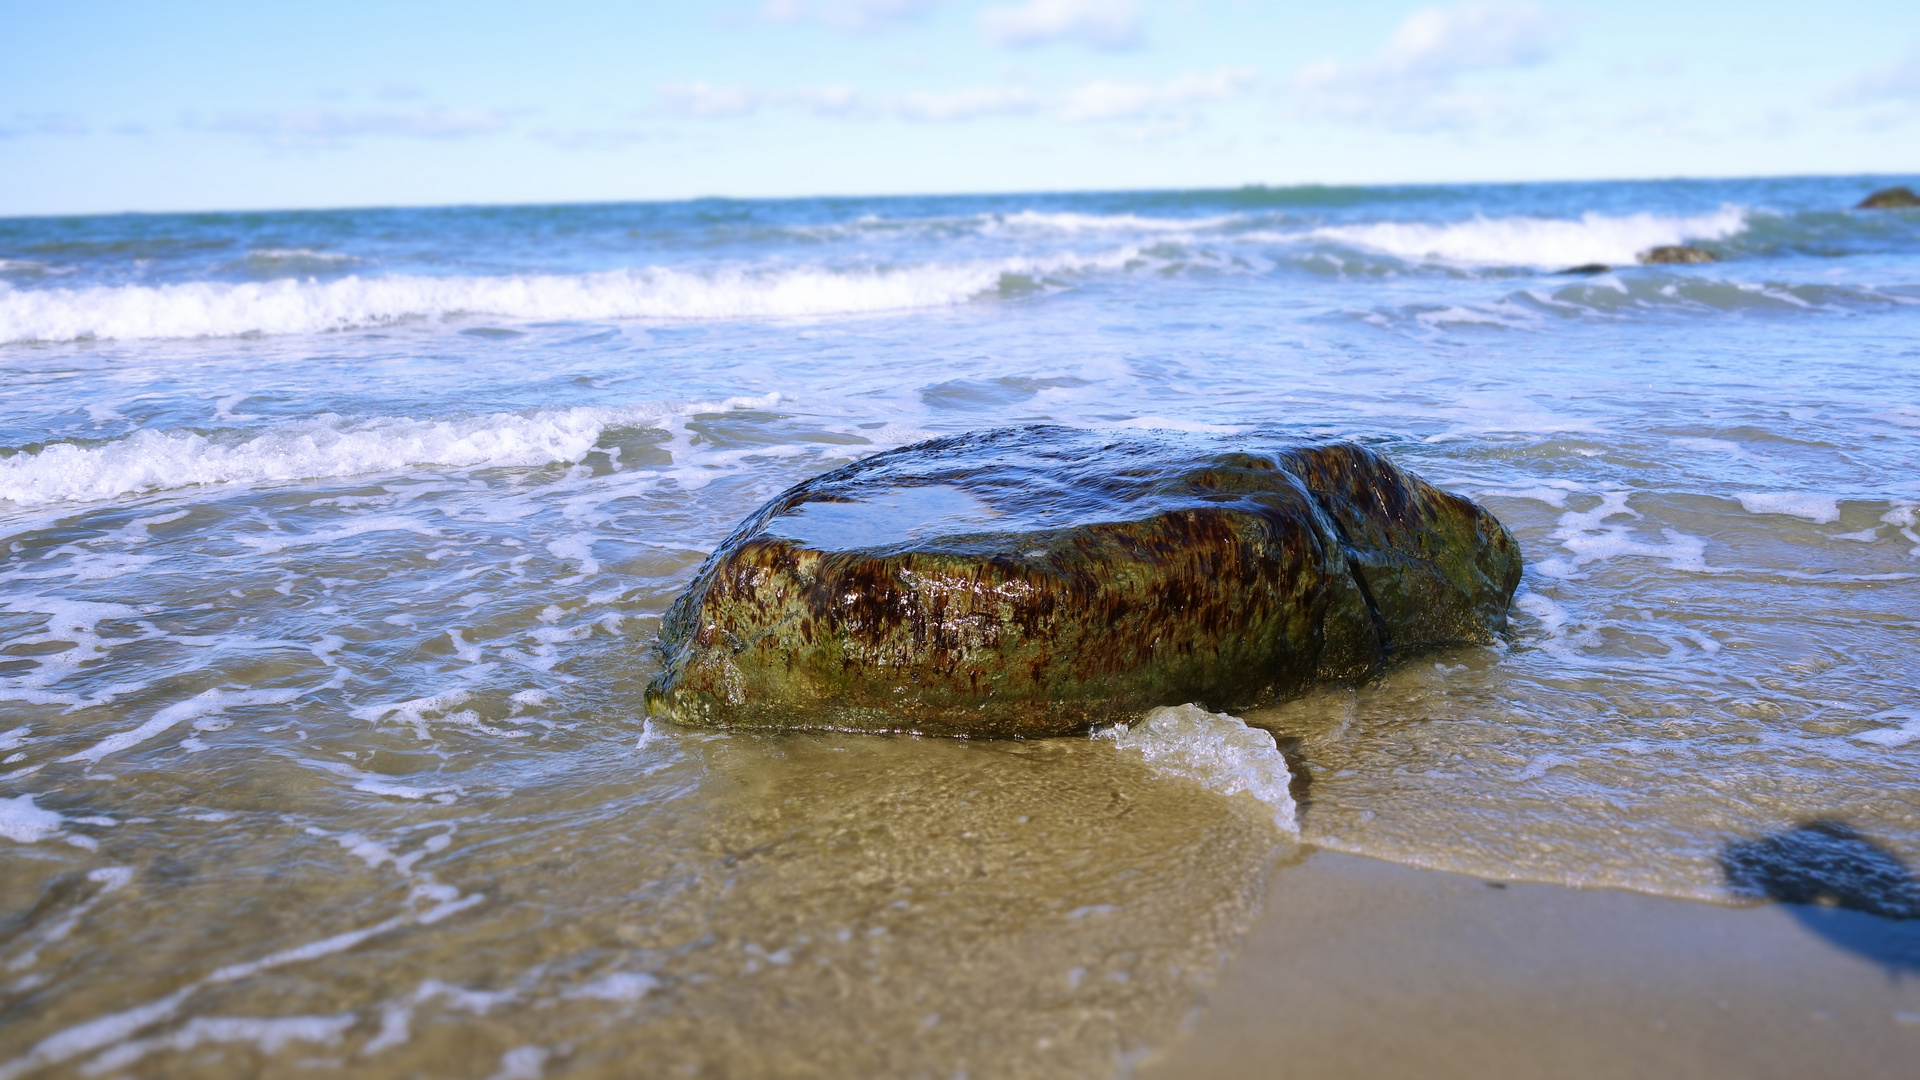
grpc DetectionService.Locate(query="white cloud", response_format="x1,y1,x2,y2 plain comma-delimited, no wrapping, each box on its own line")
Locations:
1061,68,1254,122
0,113,88,138
898,85,1040,121
1292,2,1565,131
792,85,865,115
531,124,658,151
642,66,1250,131
657,83,763,119
1377,2,1557,78
981,0,1142,51
1825,44,1920,105
655,83,867,120
761,0,940,33
651,79,1039,124
212,108,510,147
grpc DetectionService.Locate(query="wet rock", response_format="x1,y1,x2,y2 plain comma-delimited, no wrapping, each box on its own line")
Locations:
1559,264,1612,276
646,426,1522,737
1637,245,1718,265
1858,186,1920,210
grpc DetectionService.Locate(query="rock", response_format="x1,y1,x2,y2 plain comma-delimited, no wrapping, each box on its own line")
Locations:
1559,264,1612,276
1858,186,1920,210
645,426,1522,737
1637,245,1718,265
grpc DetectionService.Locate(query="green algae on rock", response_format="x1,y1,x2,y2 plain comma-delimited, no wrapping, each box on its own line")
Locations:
1857,186,1920,210
645,427,1522,737
1637,245,1719,265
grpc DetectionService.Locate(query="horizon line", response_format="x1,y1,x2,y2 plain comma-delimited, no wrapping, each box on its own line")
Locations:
4,170,1915,223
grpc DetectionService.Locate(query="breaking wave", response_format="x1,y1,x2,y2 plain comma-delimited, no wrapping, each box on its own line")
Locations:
1098,704,1297,833
1309,206,1749,268
0,392,783,505
0,252,1134,344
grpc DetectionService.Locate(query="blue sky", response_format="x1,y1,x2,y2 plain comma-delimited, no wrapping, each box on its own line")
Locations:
3,0,1917,215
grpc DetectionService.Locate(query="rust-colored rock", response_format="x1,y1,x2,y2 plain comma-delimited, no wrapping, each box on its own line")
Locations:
1637,245,1718,265
645,427,1522,737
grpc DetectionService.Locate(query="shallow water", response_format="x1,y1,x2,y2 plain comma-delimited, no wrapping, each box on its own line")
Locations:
3,177,1920,1076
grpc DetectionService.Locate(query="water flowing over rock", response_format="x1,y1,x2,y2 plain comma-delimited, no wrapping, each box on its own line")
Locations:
1857,186,1920,210
645,427,1521,737
1637,245,1719,265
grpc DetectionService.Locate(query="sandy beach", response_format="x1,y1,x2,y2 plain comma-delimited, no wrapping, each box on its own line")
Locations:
1143,849,1920,1079
5,180,1919,1076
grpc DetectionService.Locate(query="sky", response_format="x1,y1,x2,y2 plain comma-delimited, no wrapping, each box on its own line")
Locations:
2,0,1918,215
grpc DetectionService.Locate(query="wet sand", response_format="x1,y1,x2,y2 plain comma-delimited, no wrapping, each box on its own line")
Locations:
1140,849,1920,1080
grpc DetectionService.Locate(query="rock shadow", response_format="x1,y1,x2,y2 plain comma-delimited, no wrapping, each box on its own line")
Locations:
1720,819,1920,976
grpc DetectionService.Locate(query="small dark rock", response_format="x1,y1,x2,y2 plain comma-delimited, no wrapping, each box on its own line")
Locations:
1637,245,1718,265
1858,186,1920,210
1560,264,1612,276
646,426,1522,737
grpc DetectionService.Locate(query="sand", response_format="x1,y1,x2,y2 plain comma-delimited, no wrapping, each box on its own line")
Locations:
1138,849,1920,1080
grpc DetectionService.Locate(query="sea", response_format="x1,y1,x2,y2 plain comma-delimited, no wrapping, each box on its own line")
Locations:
3,177,1918,1078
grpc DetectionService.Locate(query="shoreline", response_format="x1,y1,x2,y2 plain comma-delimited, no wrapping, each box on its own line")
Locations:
1140,848,1920,1079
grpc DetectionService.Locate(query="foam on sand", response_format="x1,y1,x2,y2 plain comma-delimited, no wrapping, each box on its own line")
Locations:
61,687,306,765
1097,704,1297,832
0,249,1136,344
1309,207,1747,268
0,794,67,844
1856,710,1920,748
1735,491,1843,524
0,881,483,1080
77,1016,357,1077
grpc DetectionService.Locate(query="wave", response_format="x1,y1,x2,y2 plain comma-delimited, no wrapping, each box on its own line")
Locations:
983,210,1242,234
0,251,1135,344
1363,272,1920,332
246,248,359,263
0,392,782,505
1097,704,1296,833
1307,207,1749,268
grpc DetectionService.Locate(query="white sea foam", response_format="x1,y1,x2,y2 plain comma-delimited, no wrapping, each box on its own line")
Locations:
1097,704,1296,832
1735,491,1842,524
1475,480,1582,507
486,1046,551,1080
0,598,150,710
62,687,304,765
1856,711,1920,748
985,210,1238,234
1308,207,1747,268
566,972,659,1002
5,867,133,974
0,794,66,844
0,250,1134,344
78,1016,356,1077
0,391,784,506
0,884,482,1080
1534,489,1714,579
1100,416,1249,434
245,248,359,264
344,685,540,745
1512,591,1572,637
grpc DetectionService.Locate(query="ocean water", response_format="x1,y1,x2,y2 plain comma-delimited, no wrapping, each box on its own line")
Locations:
4,177,1920,1077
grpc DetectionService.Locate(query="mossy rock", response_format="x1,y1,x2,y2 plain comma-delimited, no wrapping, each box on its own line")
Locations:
646,427,1522,737
1858,186,1920,210
1638,245,1718,265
